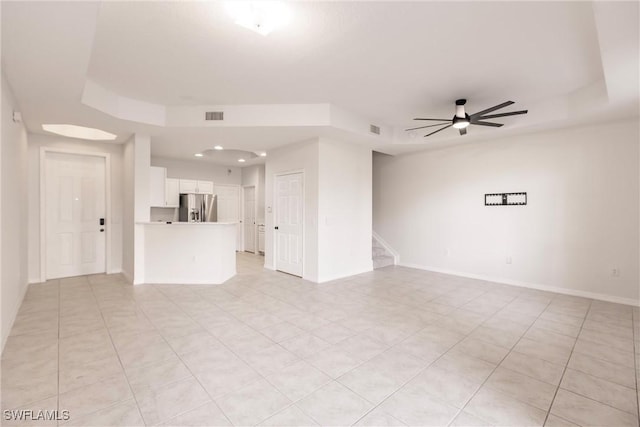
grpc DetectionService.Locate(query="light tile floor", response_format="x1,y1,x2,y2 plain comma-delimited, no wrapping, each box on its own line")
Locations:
2,253,639,426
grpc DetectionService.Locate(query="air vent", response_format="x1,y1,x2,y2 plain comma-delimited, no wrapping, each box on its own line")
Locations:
369,124,381,135
205,111,224,121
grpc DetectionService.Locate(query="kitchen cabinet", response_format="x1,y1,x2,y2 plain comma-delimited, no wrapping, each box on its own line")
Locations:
179,179,214,195
165,178,180,207
197,180,214,195
150,167,168,207
179,179,198,194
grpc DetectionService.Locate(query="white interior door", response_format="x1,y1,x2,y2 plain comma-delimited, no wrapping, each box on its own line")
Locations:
243,186,256,253
275,173,303,277
45,152,106,279
214,184,241,250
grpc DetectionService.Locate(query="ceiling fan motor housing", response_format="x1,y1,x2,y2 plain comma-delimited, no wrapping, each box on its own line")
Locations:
455,99,467,117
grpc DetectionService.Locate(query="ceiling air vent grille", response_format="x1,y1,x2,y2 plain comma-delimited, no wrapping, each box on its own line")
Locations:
205,111,224,121
370,124,381,135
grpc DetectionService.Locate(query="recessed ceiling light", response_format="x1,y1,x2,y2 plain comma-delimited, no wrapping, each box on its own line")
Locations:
194,153,204,157
238,158,246,163
214,145,224,150
42,124,117,140
259,152,267,157
226,1,291,36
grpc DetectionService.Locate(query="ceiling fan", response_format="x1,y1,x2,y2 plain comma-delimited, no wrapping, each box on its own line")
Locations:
407,99,528,137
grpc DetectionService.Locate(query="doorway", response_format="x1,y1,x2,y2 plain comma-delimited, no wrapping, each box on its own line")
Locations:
43,151,108,279
243,186,256,253
274,172,303,277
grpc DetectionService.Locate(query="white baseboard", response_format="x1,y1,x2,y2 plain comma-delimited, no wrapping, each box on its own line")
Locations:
399,262,640,307
372,231,399,264
316,263,374,283
1,281,29,352
30,269,124,285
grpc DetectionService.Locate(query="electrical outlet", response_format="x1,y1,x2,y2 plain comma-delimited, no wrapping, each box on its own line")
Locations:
446,248,451,257
506,256,512,265
612,268,620,277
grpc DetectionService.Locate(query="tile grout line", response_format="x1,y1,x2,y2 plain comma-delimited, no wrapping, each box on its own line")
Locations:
346,289,507,424
42,262,630,427
151,276,363,425
86,277,147,426
541,299,592,426
157,275,427,426
449,297,558,426
350,292,546,426
262,274,632,423
147,285,240,426
11,260,634,427
320,287,502,424
257,301,450,424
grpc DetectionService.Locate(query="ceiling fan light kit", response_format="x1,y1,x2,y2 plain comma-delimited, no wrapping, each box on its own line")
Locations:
452,115,470,129
408,99,528,138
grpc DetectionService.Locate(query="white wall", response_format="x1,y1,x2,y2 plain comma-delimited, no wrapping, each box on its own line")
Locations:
241,164,266,223
265,137,373,283
373,119,640,305
123,134,150,284
122,138,135,280
26,134,124,283
318,138,373,282
265,139,320,281
1,71,29,350
151,157,241,185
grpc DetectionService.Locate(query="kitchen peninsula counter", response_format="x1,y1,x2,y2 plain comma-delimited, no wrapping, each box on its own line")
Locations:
138,221,237,284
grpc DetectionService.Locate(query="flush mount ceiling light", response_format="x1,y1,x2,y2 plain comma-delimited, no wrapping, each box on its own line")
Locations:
259,152,267,157
225,1,291,36
194,153,204,157
214,145,224,150
42,124,117,140
238,158,246,163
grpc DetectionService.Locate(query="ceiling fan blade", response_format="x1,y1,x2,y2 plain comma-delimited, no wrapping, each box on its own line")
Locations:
472,121,504,127
406,122,452,131
424,124,452,137
470,101,514,119
477,110,528,120
413,118,451,121
459,128,467,136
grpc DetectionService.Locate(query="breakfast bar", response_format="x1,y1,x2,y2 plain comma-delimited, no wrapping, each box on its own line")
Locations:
139,222,237,284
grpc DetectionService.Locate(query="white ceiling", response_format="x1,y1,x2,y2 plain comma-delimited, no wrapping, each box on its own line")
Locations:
2,1,638,164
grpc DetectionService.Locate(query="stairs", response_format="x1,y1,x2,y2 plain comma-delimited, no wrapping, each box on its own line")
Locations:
372,236,395,269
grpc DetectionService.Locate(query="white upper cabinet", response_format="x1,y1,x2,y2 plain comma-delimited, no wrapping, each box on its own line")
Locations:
151,168,214,208
150,167,167,207
196,180,214,195
165,178,180,207
179,179,213,194
179,179,198,194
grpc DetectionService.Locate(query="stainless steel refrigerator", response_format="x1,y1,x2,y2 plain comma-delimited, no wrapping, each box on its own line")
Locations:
179,193,217,222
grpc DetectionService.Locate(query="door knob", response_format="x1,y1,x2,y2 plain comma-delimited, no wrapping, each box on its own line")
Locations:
275,226,279,230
